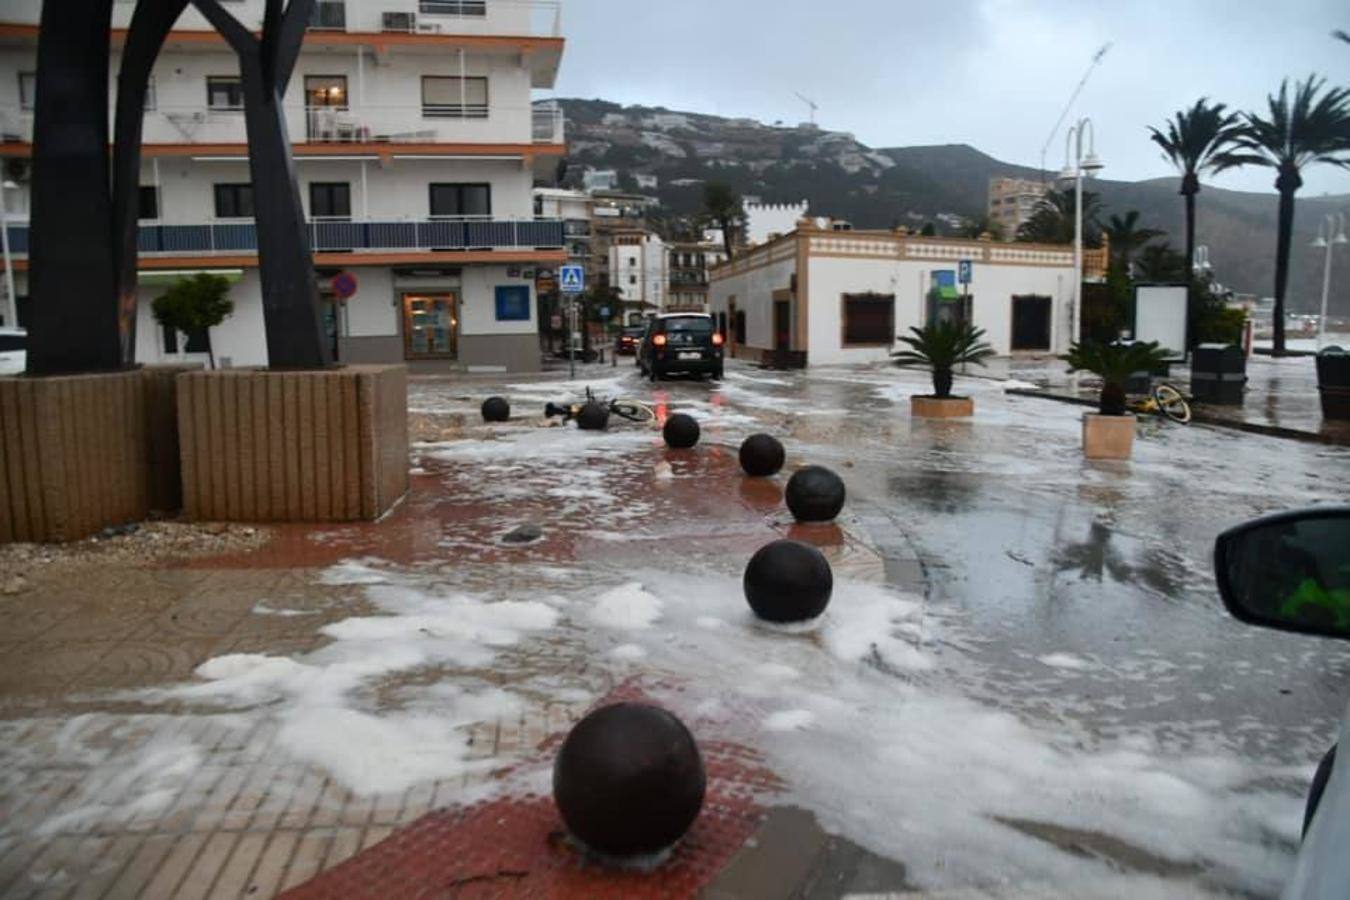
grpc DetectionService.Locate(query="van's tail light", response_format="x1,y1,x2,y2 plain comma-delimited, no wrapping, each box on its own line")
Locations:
653,334,668,347
712,333,725,346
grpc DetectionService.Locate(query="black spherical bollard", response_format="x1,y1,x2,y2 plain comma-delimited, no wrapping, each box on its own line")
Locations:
553,703,706,859
785,466,846,522
576,401,610,432
739,434,785,477
481,396,511,423
662,413,700,449
743,539,834,624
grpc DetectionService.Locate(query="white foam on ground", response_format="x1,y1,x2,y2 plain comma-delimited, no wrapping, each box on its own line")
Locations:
1038,652,1096,671
589,582,664,630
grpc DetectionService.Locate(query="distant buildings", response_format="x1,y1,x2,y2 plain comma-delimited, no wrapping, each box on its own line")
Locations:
988,178,1050,239
609,233,667,323
583,168,621,192
667,236,728,312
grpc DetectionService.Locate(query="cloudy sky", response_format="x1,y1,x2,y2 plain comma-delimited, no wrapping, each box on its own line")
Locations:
549,0,1350,197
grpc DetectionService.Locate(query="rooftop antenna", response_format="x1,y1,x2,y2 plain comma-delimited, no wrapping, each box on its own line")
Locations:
1039,42,1113,182
793,91,819,127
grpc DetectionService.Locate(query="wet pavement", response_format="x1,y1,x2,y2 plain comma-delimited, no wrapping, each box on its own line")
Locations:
1,357,1349,898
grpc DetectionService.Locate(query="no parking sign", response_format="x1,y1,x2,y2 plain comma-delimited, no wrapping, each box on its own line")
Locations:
331,270,359,299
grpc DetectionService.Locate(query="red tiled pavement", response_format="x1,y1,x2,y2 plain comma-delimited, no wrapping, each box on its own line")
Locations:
281,682,781,900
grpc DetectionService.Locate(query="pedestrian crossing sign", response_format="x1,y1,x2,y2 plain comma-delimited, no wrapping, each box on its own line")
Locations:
560,265,585,294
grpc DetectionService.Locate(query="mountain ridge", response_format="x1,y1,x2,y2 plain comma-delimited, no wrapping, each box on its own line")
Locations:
552,98,1349,312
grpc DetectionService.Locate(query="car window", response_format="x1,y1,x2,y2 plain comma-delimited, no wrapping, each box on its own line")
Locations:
0,335,25,352
662,317,713,334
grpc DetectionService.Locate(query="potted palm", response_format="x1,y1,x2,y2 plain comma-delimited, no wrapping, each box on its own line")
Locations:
1063,340,1172,459
893,321,995,418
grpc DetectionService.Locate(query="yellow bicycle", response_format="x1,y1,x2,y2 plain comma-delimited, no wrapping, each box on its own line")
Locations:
1128,383,1192,424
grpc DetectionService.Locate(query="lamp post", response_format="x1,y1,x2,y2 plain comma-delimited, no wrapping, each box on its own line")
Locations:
0,179,16,329
1060,118,1103,348
1313,212,1347,350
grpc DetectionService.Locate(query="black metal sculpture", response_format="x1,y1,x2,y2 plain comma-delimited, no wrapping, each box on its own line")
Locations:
112,0,191,367
25,0,122,375
187,0,333,369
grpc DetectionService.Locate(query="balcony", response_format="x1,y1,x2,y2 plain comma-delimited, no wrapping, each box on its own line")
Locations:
0,103,565,152
1,218,565,257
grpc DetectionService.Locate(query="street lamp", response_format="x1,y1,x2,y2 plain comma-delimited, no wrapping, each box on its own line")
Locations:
1060,118,1102,348
0,179,16,329
1312,212,1347,350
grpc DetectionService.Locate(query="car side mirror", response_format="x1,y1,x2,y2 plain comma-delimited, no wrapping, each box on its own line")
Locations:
1215,507,1350,640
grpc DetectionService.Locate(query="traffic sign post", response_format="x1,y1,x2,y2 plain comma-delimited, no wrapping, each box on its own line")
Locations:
958,260,973,285
331,270,359,300
559,266,585,378
958,260,973,337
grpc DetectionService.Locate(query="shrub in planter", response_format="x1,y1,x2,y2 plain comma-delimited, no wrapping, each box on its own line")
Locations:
1062,340,1173,416
892,321,995,400
1063,340,1173,460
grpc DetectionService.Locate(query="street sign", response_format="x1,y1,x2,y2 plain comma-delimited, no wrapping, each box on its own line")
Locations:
331,270,359,299
958,260,973,285
560,265,585,294
599,306,611,319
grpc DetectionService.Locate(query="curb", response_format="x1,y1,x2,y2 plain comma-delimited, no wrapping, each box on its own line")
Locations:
1003,389,1350,447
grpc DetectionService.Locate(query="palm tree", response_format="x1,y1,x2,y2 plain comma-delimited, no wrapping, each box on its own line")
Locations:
1062,341,1173,416
702,182,744,259
1102,211,1164,275
1148,99,1250,287
1235,76,1350,355
1133,243,1189,283
1015,189,1103,246
892,322,995,398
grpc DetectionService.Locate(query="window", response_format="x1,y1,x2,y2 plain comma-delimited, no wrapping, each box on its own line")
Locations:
184,328,211,353
207,76,244,110
429,183,491,217
629,275,637,285
161,323,178,354
144,76,157,111
18,72,35,111
842,292,895,346
214,183,254,219
420,0,487,15
421,76,488,118
494,285,531,322
138,186,159,220
309,182,351,219
304,75,348,109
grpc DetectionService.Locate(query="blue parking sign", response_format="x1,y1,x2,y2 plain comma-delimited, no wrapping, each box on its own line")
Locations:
560,265,585,294
958,260,973,285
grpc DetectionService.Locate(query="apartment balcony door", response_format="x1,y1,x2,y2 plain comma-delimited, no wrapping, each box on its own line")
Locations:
305,75,349,142
403,294,458,360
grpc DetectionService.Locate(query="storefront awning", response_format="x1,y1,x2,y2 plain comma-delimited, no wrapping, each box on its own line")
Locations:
138,269,245,287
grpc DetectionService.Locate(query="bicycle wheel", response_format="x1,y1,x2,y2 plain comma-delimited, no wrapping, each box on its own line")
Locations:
610,400,656,424
1152,384,1192,424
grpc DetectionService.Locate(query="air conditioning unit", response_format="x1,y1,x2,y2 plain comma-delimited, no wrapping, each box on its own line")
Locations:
382,11,415,31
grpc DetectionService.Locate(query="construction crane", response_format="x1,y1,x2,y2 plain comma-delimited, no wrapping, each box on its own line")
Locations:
1039,42,1113,181
793,92,819,127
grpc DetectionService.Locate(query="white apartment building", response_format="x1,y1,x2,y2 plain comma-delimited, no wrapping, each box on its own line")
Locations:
0,0,568,373
609,232,665,323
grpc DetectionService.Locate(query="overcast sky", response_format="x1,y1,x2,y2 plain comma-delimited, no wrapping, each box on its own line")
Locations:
548,0,1350,197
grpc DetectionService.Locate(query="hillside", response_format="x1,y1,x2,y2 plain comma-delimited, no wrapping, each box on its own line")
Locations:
554,98,1349,313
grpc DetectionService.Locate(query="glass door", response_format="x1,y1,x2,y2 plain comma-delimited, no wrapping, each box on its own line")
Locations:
402,294,458,359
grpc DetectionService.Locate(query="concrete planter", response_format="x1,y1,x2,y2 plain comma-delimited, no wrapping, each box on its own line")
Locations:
177,366,409,523
0,370,148,542
911,396,975,419
1082,413,1136,460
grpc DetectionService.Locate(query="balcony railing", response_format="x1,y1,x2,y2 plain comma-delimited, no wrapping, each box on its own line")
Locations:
0,104,565,148
531,105,564,144
1,219,564,256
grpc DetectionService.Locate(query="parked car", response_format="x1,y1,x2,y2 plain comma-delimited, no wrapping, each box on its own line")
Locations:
637,313,724,382
1214,506,1350,899
615,326,644,357
0,327,26,375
